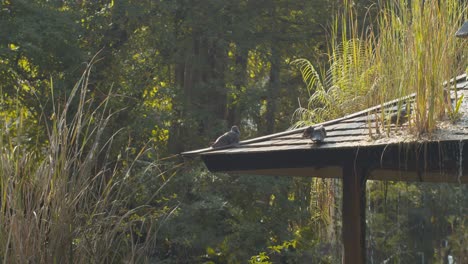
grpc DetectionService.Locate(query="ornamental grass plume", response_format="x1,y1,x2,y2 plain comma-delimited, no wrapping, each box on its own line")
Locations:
0,58,172,263
293,0,467,136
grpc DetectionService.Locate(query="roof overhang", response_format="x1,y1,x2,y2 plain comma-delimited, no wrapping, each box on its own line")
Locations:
201,140,468,183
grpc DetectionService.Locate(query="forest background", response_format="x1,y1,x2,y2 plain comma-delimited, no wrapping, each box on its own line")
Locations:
0,0,467,263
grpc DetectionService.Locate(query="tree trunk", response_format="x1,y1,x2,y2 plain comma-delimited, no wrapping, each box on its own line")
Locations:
265,44,280,134
227,48,248,126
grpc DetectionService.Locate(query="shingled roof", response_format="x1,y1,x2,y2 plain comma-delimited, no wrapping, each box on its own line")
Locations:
182,74,468,183
184,74,467,153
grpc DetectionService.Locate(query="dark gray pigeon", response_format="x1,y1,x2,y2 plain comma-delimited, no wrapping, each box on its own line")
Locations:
211,126,240,148
455,21,468,38
302,125,326,142
388,107,411,125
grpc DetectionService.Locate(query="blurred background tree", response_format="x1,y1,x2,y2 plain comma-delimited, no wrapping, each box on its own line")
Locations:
0,0,466,263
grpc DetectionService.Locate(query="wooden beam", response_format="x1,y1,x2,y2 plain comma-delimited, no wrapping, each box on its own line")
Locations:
227,166,343,178
201,148,355,172
342,164,366,264
370,169,468,183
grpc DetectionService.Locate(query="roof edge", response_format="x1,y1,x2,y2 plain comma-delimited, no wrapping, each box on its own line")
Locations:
181,73,467,156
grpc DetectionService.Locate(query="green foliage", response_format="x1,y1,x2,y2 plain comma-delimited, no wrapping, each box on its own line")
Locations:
448,94,465,122
0,1,334,262
446,215,468,262
0,0,84,112
367,181,468,263
291,37,377,126
1,1,467,263
249,252,272,264
0,63,175,262
249,240,297,264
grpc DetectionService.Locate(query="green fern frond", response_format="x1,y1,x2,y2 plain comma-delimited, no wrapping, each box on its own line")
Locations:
292,59,325,95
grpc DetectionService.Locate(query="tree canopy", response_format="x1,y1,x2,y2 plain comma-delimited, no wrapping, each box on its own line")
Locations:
0,0,466,263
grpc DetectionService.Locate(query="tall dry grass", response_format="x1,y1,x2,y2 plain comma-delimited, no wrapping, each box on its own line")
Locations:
0,61,169,263
293,0,467,135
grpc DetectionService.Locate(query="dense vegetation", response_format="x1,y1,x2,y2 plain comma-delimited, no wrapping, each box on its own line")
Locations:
0,0,466,263
293,0,467,135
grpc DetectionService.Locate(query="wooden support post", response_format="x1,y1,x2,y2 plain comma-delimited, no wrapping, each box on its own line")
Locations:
342,164,367,264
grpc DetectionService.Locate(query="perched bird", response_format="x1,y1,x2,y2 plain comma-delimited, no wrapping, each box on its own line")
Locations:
455,20,468,38
211,126,240,148
302,125,327,142
389,108,410,125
